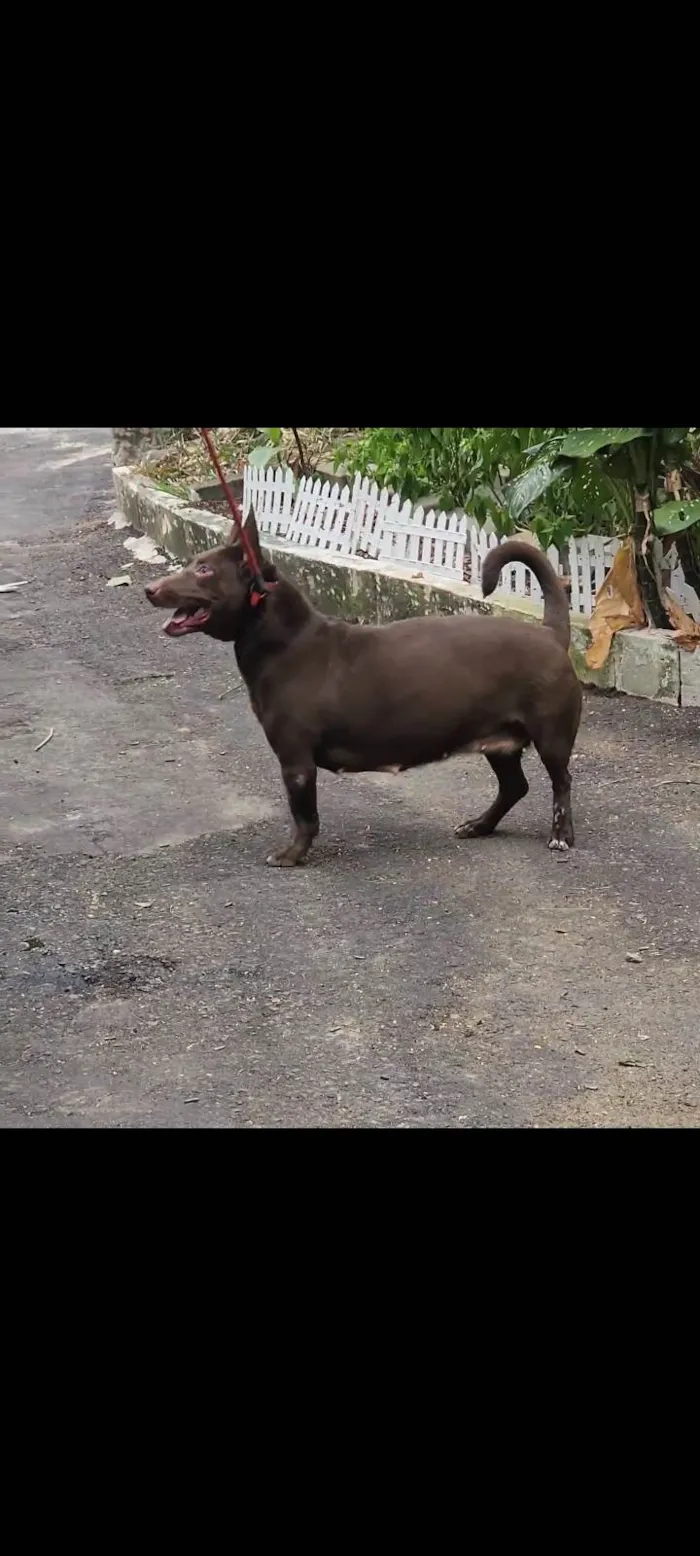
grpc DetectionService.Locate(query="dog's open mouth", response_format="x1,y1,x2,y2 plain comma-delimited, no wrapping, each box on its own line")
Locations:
163,607,212,637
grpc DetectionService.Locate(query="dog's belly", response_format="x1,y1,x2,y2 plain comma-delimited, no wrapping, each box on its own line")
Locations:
317,742,410,775
335,760,405,776
316,724,527,775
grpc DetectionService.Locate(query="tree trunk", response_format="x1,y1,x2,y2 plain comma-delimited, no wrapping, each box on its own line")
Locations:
111,428,153,466
633,488,668,627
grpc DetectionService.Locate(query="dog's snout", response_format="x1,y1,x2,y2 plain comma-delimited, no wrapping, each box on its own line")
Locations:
145,581,161,602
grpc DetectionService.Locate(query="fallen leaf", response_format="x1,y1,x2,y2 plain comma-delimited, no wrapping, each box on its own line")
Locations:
0,580,29,592
106,575,131,588
663,589,700,653
626,952,643,964
123,535,168,566
135,901,153,909
585,540,646,670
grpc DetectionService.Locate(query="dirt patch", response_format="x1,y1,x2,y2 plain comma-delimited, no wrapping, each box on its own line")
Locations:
78,953,178,998
137,429,357,495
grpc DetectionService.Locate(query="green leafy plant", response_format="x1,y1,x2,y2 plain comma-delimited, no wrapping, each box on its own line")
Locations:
248,427,283,469
337,427,552,514
336,427,463,506
653,500,700,536
248,427,312,476
506,428,698,624
336,428,628,551
339,427,700,618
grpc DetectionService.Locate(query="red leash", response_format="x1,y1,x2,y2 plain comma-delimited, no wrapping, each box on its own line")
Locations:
198,427,270,605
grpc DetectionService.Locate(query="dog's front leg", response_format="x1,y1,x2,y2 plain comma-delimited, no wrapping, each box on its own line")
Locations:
267,763,319,868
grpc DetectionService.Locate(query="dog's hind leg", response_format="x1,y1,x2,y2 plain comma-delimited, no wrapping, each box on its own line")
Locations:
534,734,575,851
540,750,575,852
267,763,319,868
532,681,581,852
455,752,529,839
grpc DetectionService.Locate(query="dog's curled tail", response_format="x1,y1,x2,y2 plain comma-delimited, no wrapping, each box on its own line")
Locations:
481,539,571,651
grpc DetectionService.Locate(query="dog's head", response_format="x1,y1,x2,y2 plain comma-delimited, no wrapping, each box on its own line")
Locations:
145,508,276,642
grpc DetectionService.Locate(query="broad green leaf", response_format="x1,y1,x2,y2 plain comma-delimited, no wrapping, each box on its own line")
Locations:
506,458,568,522
661,428,689,445
248,444,279,469
601,472,634,529
653,501,700,536
560,428,647,458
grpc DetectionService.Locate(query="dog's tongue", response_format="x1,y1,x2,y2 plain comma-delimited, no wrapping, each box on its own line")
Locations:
164,607,211,637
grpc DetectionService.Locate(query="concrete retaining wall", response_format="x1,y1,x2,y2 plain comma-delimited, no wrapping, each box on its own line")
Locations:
113,468,699,708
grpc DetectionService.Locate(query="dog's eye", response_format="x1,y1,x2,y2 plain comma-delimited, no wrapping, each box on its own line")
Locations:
194,563,213,576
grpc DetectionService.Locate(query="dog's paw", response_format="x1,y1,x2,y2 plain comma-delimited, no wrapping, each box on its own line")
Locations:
548,837,570,854
455,819,492,840
265,849,305,868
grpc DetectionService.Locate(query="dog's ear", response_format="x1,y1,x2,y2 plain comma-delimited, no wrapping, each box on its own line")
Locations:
229,505,262,567
245,505,262,563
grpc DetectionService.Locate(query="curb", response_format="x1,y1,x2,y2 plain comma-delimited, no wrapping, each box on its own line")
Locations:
113,468,698,707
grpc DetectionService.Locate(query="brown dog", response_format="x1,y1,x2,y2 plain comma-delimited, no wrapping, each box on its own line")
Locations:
145,512,582,866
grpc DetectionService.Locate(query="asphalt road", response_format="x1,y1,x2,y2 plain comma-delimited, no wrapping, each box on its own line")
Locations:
1,428,699,1127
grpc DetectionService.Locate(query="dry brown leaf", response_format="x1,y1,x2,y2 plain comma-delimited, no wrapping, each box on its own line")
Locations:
663,589,700,652
585,539,646,670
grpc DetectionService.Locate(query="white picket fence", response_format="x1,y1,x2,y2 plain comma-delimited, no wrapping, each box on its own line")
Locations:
242,463,700,620
665,541,700,621
244,466,392,558
243,464,296,537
